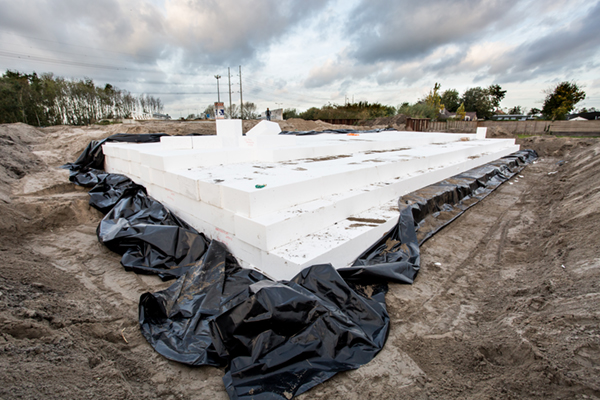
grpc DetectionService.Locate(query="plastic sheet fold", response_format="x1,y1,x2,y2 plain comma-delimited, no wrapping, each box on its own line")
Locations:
139,241,389,400
97,189,210,280
61,133,166,186
63,133,209,280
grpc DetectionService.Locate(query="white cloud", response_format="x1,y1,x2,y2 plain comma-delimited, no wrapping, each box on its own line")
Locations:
1,0,600,115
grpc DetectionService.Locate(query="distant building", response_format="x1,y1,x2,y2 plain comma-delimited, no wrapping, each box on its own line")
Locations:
567,111,600,120
491,114,537,121
440,109,478,121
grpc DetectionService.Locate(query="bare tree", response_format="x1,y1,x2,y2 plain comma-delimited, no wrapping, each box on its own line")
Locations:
241,102,257,119
226,104,240,118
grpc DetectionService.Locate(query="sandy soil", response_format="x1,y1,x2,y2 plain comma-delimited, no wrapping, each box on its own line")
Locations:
0,121,599,399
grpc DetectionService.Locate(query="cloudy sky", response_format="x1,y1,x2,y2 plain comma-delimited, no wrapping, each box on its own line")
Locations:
1,0,599,117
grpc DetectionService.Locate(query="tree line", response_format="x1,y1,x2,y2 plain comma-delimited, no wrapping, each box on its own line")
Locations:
0,70,164,126
1,68,589,126
284,81,588,122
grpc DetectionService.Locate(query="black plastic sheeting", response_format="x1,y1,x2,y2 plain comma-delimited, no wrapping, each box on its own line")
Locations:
63,132,537,399
338,149,538,284
97,188,210,280
63,133,210,280
61,133,167,186
139,241,389,399
280,128,393,136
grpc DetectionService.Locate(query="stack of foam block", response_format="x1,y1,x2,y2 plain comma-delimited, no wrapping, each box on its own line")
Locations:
103,121,519,280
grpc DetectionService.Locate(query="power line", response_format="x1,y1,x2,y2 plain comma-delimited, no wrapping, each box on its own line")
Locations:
0,49,217,77
129,92,217,95
0,28,158,60
0,50,134,71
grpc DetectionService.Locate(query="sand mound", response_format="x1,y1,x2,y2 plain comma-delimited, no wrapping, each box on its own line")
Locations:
360,115,408,129
0,124,46,184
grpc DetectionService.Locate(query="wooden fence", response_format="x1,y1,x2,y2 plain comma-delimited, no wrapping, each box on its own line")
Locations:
478,120,600,136
403,119,600,136
406,118,477,133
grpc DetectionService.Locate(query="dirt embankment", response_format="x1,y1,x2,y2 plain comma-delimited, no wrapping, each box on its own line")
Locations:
0,122,599,399
116,118,362,136
359,115,408,130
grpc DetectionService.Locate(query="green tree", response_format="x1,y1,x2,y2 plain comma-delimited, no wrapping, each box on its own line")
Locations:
203,105,215,119
455,103,466,120
423,83,442,112
541,81,586,120
461,87,495,119
283,108,299,119
508,105,522,114
397,101,438,119
488,84,506,109
440,89,460,112
0,70,47,125
299,107,320,120
1,69,165,125
298,101,395,120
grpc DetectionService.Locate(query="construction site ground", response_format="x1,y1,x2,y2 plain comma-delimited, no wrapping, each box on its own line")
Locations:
1,120,599,399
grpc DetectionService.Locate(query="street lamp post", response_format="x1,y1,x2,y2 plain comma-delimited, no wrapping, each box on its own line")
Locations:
214,75,222,103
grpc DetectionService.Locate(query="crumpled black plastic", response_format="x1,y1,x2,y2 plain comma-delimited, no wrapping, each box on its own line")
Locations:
97,189,209,280
338,204,420,284
139,241,389,400
88,173,147,214
61,133,167,186
64,132,537,399
280,128,392,136
62,132,209,280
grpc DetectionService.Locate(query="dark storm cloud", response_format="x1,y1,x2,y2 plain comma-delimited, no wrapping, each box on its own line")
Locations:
164,0,332,67
492,1,600,82
346,0,515,63
0,0,331,71
0,0,167,67
418,0,600,83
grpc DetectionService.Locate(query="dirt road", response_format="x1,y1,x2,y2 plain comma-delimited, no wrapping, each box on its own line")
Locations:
0,122,598,399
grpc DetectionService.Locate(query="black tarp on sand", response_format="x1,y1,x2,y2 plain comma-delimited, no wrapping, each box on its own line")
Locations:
64,133,536,399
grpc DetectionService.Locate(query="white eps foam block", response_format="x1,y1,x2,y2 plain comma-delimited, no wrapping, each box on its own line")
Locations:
216,119,243,147
192,135,223,149
246,120,282,137
161,136,193,150
102,129,520,280
239,135,297,148
476,127,487,139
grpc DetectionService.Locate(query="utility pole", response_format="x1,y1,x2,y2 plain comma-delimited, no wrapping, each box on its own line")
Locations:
239,65,244,119
228,67,232,118
214,75,221,102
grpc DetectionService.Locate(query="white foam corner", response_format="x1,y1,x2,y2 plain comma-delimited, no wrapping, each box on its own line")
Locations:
476,127,487,139
246,120,282,137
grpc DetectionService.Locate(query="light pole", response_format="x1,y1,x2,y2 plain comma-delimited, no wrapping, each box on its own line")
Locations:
214,75,222,103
